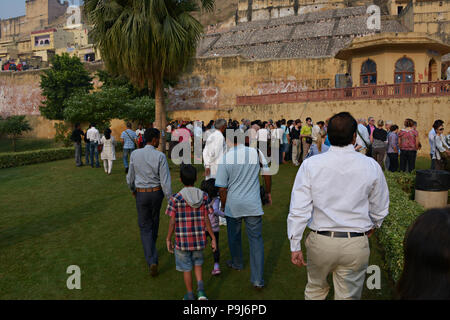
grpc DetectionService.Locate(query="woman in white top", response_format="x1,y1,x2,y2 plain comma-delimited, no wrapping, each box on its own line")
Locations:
100,128,116,175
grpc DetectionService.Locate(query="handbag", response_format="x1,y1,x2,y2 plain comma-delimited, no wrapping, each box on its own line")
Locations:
97,144,103,153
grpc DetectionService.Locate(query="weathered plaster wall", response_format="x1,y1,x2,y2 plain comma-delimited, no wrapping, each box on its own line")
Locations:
413,0,450,44
168,56,347,111
168,95,450,156
0,71,43,118
237,0,347,22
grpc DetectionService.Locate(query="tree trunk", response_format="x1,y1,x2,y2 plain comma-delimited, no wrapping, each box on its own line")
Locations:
154,75,166,152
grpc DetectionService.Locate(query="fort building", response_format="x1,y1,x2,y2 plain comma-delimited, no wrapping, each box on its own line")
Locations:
0,0,449,154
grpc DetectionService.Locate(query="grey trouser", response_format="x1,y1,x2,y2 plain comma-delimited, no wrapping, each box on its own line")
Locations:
136,190,164,266
292,139,301,165
74,142,82,166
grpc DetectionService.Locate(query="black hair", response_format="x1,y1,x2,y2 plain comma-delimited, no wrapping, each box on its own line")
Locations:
327,112,357,147
180,164,197,186
200,178,218,199
126,122,132,129
396,207,450,300
390,125,399,132
144,128,160,143
433,120,444,130
104,128,111,140
317,121,325,126
306,117,312,122
75,123,80,129
281,119,286,125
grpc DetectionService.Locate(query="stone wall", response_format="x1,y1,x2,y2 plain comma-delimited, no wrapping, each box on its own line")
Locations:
168,95,450,156
413,0,450,44
168,55,347,111
0,70,43,118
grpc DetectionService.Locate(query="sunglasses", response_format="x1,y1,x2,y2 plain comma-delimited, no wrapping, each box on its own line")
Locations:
438,128,444,131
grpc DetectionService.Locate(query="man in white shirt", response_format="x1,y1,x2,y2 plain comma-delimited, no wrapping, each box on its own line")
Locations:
86,123,101,168
429,120,444,170
203,119,227,180
287,112,389,300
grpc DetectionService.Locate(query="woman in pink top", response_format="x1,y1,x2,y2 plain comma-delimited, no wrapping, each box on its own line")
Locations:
398,118,420,172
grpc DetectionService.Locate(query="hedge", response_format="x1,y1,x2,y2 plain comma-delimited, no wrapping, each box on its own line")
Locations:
377,172,425,283
0,148,74,169
0,141,125,169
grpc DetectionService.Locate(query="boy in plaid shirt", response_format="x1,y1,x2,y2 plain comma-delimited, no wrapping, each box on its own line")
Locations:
166,164,217,300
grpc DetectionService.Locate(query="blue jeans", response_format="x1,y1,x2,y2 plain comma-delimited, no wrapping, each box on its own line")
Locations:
123,148,134,169
85,141,91,164
89,142,100,167
226,215,264,287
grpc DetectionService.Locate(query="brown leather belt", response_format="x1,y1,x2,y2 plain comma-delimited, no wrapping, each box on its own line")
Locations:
136,187,161,193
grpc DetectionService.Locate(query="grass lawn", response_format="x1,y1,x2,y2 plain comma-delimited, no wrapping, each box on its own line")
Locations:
0,138,62,153
0,154,422,300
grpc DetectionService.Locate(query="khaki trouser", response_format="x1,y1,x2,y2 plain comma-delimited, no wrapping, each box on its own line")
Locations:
304,231,370,300
302,140,311,160
292,139,300,165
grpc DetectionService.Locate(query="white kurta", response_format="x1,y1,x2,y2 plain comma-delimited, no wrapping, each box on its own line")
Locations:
203,130,225,179
100,136,116,161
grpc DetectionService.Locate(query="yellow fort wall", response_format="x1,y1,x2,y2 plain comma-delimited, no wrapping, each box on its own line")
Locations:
168,56,347,111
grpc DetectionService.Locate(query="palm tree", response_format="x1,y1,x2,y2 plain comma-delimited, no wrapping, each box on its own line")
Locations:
83,0,214,149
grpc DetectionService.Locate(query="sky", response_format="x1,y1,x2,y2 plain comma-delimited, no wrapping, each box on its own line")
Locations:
0,0,82,20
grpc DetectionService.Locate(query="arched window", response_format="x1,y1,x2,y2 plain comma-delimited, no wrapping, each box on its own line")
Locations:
428,59,437,81
360,59,377,85
395,57,414,83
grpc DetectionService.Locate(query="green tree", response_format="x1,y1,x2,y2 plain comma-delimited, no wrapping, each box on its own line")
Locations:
84,0,215,149
0,116,32,152
63,87,132,131
40,54,93,120
122,96,156,126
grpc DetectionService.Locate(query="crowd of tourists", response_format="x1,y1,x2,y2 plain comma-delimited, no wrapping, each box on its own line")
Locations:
70,122,148,175
165,116,450,172
108,113,448,301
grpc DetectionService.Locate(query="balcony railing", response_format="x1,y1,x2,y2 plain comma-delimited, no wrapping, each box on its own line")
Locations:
236,80,450,106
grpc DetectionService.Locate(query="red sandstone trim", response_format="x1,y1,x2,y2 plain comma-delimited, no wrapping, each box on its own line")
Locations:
236,81,450,105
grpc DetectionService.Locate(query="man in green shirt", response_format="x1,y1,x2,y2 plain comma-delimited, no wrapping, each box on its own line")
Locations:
301,117,313,160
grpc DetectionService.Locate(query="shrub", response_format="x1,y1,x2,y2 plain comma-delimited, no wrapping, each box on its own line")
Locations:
0,148,73,169
0,116,32,152
377,172,424,283
54,122,73,147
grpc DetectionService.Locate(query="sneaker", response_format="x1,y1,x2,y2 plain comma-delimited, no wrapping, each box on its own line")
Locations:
253,284,264,290
226,260,242,271
183,293,195,300
197,290,208,300
211,268,221,276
